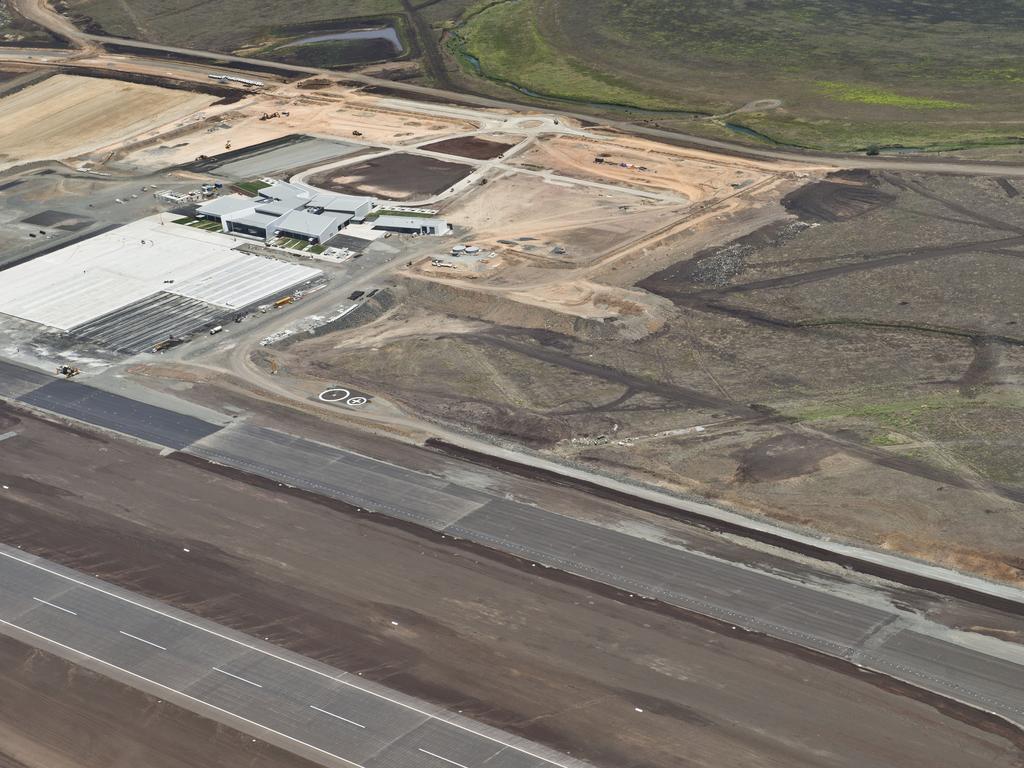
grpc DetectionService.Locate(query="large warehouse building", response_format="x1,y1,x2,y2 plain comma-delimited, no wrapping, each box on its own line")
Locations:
0,214,321,353
197,181,449,243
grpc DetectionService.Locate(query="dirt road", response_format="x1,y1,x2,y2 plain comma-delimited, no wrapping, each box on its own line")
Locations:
1,405,1021,767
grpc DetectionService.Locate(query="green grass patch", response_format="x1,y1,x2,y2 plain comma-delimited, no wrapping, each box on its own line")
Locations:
786,393,969,426
816,82,968,110
375,209,436,218
457,0,682,110
446,0,1024,151
172,217,222,231
234,180,272,196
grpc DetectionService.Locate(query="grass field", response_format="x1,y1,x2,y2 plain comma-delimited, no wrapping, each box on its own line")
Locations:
450,0,1024,151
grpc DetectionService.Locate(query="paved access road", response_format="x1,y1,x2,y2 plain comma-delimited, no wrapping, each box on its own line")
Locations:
20,379,220,450
3,359,1024,730
0,545,586,768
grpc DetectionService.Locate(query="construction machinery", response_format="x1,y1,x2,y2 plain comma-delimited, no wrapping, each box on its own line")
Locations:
56,364,80,378
152,336,184,353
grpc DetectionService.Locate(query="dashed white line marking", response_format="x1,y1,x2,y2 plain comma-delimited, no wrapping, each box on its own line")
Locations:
0,617,368,768
418,748,470,768
32,597,77,615
0,431,18,442
119,630,167,650
212,667,263,688
0,547,598,766
309,704,365,728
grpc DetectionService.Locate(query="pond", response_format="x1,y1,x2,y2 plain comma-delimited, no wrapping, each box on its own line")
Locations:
282,27,402,53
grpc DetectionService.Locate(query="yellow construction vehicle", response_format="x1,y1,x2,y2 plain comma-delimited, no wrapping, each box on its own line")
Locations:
56,364,80,378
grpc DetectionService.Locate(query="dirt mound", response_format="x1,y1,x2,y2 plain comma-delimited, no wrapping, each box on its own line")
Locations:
296,78,332,90
402,278,663,342
783,170,896,223
733,433,840,483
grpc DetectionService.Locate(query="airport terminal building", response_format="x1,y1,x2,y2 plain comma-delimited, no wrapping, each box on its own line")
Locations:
197,181,448,243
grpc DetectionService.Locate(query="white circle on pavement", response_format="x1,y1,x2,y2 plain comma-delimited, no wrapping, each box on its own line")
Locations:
318,388,350,402
346,396,368,406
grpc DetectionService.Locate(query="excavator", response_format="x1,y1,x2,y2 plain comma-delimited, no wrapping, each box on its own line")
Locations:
56,364,80,378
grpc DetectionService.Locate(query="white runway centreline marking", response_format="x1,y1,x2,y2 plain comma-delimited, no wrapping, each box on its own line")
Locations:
309,704,365,728
418,748,470,768
119,630,167,650
0,617,368,768
0,548,576,768
32,596,77,615
212,667,263,688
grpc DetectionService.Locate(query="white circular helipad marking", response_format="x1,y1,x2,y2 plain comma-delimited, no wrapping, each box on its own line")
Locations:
346,397,367,407
318,388,351,402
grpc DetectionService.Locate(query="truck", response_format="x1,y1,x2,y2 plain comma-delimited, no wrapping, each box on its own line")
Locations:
209,325,223,335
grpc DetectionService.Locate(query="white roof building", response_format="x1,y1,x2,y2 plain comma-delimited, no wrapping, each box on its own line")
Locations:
196,181,375,244
196,180,450,244
373,215,450,236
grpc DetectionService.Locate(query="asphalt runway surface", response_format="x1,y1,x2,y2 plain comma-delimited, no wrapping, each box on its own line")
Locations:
17,379,220,450
2,360,1024,730
0,545,584,768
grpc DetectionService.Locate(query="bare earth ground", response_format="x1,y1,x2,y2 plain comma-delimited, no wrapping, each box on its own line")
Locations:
307,152,474,201
103,84,476,172
0,406,1021,768
421,135,519,160
0,74,215,170
270,167,1024,584
507,134,777,202
0,633,315,768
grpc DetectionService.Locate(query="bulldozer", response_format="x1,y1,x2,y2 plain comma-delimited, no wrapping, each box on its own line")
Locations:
56,364,80,379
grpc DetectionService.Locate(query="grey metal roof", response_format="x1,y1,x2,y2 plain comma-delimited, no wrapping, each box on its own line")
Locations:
196,195,256,217
309,192,375,213
259,180,314,205
230,211,278,229
274,210,348,239
255,200,295,217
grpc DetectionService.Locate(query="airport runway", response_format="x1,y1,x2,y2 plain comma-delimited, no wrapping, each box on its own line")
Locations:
3,359,1024,730
192,423,1024,725
0,545,587,768
20,378,220,449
